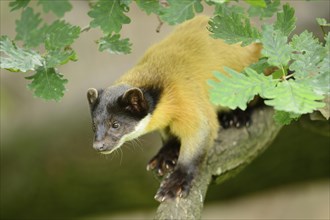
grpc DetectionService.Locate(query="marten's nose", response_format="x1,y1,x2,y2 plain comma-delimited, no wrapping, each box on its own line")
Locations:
93,142,106,152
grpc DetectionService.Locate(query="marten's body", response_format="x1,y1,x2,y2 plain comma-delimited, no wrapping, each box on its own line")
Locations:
87,15,262,201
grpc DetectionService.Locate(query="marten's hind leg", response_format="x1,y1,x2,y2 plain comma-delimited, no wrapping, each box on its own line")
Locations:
146,131,180,176
218,109,252,129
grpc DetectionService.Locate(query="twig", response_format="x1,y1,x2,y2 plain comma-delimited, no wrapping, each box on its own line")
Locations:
156,16,164,33
81,25,91,33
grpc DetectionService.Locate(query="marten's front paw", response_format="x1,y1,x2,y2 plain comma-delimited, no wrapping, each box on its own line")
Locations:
147,148,179,176
154,168,194,202
146,144,179,176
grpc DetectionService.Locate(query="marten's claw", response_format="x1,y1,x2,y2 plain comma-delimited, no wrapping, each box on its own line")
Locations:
146,146,179,176
147,155,177,176
154,167,193,202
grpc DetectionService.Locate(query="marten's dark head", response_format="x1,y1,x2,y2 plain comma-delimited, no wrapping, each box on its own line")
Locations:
87,84,152,154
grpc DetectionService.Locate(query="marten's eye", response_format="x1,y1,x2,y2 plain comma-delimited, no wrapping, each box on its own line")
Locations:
112,121,120,129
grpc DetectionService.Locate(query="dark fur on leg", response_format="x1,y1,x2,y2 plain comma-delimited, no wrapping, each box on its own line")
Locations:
218,98,265,129
147,137,180,176
218,109,252,129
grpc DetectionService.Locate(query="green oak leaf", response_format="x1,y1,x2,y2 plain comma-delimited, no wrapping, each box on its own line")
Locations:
88,0,131,34
208,67,277,110
136,0,161,15
261,25,291,67
9,0,30,11
248,0,280,19
15,7,44,48
16,10,80,50
293,32,330,96
303,53,330,96
308,69,330,96
45,49,77,68
0,36,43,72
290,30,324,54
37,0,72,17
273,110,300,125
209,12,261,46
290,54,321,79
290,31,326,79
274,4,296,36
246,57,270,75
269,69,282,80
160,0,204,25
264,80,325,114
213,3,245,16
43,20,80,50
289,53,322,80
319,48,329,78
26,67,68,101
245,0,266,7
98,34,132,55
316,18,328,26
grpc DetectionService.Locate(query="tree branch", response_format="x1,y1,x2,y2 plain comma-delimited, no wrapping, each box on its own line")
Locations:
154,107,282,219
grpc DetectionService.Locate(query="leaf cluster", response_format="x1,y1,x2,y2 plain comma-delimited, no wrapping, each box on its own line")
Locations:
0,0,209,101
208,2,329,124
1,1,78,101
1,0,329,127
87,0,206,54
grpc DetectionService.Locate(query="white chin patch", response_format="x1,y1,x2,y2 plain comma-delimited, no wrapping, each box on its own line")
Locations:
101,114,152,154
100,150,114,155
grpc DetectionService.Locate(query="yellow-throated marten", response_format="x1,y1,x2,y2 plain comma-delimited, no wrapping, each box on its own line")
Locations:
87,15,262,202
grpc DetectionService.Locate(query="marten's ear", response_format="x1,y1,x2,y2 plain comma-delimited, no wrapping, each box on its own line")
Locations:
87,88,100,106
120,88,149,115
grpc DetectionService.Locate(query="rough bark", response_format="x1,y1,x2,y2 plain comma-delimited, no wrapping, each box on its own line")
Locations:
154,107,282,220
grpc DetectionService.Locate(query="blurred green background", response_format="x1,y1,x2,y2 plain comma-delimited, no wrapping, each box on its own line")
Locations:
1,1,329,219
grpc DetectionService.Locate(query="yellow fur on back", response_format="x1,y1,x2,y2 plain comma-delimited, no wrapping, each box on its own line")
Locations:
117,15,262,145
